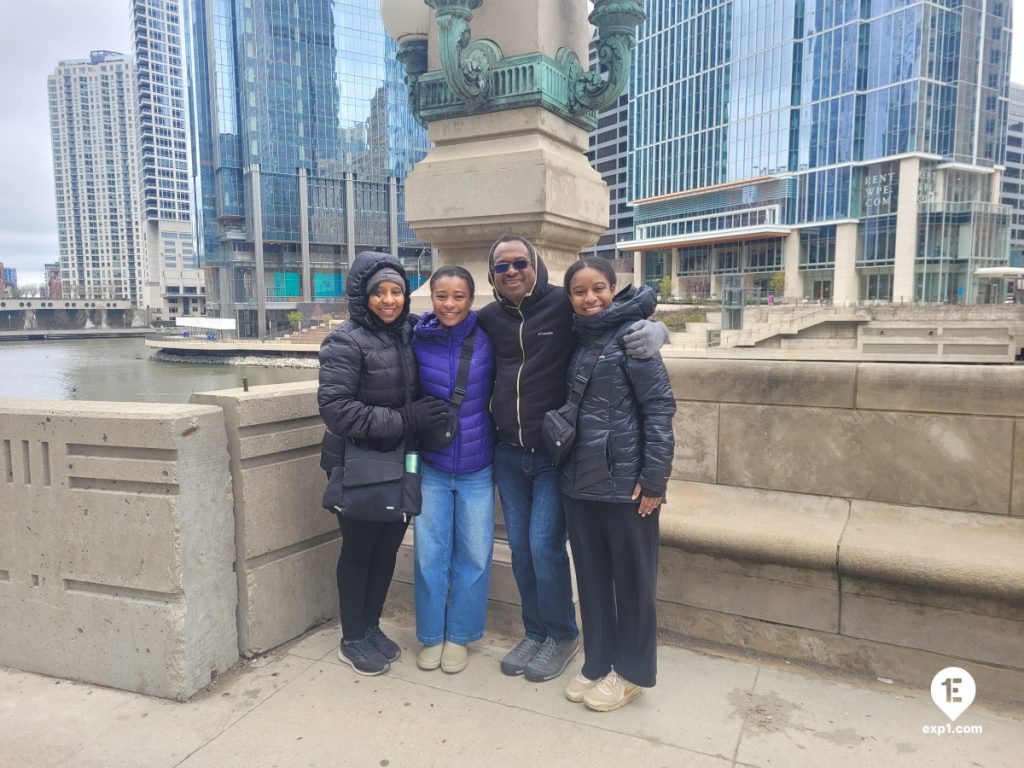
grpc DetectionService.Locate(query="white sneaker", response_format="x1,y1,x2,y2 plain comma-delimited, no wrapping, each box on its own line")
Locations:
565,672,601,703
582,670,643,712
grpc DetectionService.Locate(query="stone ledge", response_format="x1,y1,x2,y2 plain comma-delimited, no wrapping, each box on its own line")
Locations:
661,481,848,572
657,481,1024,679
839,500,1024,604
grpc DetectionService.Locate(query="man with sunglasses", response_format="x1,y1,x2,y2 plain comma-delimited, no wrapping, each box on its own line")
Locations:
478,235,669,683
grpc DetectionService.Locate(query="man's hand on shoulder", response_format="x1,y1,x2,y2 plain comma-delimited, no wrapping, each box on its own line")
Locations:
623,319,669,360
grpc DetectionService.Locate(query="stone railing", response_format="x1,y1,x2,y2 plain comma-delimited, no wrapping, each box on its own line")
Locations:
2,361,1022,703
0,400,238,700
191,383,339,656
663,360,1024,704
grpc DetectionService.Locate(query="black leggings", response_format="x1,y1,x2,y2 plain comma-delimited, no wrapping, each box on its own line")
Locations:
335,513,409,642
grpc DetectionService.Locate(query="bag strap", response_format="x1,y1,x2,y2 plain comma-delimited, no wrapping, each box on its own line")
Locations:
449,328,477,410
566,327,618,407
395,332,414,451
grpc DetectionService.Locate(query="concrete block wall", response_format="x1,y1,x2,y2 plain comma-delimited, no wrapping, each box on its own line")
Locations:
669,360,1023,515
660,359,1024,702
191,382,340,656
0,400,238,700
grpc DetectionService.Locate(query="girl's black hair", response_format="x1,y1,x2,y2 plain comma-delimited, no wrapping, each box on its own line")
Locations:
429,264,475,298
564,256,617,293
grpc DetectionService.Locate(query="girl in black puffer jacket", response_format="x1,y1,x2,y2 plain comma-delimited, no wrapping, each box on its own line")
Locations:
559,257,675,713
318,251,446,677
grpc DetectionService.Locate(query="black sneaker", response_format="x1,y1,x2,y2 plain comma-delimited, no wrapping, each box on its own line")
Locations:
338,635,390,676
524,636,579,682
366,625,401,662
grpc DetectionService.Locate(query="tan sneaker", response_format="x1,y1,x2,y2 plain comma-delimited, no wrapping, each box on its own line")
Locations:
565,672,601,703
440,641,469,674
582,670,643,712
417,643,443,671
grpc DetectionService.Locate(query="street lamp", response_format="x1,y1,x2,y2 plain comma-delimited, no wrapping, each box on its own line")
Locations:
379,0,645,129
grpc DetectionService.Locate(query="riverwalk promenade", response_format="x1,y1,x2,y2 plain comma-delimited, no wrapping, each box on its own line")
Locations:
2,614,1020,768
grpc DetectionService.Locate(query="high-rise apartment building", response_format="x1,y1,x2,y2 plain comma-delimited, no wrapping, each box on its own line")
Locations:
48,51,144,304
622,1,1013,305
186,0,429,337
132,0,205,319
1003,82,1024,266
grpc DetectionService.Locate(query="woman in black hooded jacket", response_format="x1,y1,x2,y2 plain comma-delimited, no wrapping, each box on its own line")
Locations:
558,257,675,713
318,251,446,676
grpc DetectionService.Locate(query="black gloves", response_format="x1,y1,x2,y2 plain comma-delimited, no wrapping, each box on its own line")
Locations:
403,396,448,433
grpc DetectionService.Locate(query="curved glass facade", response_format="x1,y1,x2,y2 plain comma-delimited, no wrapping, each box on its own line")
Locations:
187,0,428,336
625,0,1012,305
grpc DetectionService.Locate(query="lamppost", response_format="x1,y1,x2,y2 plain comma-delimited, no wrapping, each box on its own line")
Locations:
378,0,644,296
380,0,645,128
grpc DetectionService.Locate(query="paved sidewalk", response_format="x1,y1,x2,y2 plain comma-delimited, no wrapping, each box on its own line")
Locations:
1,617,1020,768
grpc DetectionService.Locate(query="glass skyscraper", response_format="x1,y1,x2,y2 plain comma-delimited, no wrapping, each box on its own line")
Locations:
622,0,1013,305
186,0,428,336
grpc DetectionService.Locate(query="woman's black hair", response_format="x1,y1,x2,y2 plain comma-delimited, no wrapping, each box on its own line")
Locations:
564,256,617,294
429,264,475,298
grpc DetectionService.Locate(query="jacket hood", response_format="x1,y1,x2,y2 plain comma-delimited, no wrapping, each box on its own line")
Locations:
488,251,551,309
573,284,656,341
413,309,480,344
347,251,411,332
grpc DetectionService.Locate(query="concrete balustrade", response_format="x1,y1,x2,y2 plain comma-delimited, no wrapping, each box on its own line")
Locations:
662,359,1024,704
191,383,339,656
0,401,238,700
2,360,1023,703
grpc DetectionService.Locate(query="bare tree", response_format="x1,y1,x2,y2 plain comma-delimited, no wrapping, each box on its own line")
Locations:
15,284,43,298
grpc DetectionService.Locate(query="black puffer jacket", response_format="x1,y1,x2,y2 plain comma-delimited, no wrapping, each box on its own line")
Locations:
478,256,575,449
318,251,418,474
561,285,676,502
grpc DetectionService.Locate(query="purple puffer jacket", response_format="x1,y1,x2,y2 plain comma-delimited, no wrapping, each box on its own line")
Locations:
412,310,495,474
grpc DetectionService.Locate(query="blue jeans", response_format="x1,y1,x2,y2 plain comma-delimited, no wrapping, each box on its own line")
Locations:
493,442,578,643
414,463,495,645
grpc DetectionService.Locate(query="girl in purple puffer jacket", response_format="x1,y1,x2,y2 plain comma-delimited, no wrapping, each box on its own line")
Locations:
411,265,496,674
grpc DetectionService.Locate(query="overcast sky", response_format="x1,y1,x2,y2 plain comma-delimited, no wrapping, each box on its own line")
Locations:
2,1,1023,287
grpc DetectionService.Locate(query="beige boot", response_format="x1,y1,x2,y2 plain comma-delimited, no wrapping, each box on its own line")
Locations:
440,641,468,674
416,643,443,671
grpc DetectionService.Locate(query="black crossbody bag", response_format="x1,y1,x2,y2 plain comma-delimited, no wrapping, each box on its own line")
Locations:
541,328,617,467
322,346,423,523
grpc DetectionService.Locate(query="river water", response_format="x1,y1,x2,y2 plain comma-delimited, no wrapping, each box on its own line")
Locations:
0,338,318,403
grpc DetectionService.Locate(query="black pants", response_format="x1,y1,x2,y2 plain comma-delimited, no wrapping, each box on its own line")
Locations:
564,497,659,687
336,513,409,642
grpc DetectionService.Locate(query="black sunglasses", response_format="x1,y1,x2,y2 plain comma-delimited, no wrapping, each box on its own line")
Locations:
493,259,531,274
